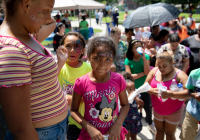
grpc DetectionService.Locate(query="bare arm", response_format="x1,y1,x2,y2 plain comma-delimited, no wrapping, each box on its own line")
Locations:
37,17,56,43
0,85,39,140
117,89,129,123
142,55,150,75
144,68,159,96
182,58,190,73
105,89,129,139
71,92,104,139
176,19,183,31
125,65,145,79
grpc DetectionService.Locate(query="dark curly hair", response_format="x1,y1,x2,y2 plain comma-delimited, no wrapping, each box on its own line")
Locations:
118,71,134,83
126,39,143,60
60,32,86,59
87,36,116,58
2,0,38,16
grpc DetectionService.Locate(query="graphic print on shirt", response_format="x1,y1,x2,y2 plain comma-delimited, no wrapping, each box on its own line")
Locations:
95,96,117,122
63,79,74,95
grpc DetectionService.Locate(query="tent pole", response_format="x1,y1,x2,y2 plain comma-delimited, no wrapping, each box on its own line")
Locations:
89,9,91,27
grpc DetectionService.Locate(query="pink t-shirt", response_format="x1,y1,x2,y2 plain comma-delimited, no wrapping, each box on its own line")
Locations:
155,41,166,48
150,69,184,115
73,72,127,140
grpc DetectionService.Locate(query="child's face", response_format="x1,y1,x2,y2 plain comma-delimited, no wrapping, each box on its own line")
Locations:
132,42,143,57
59,24,66,33
63,35,84,62
125,31,133,39
112,31,121,42
89,46,114,76
148,38,155,48
163,33,169,42
126,82,135,94
27,0,54,33
153,26,160,35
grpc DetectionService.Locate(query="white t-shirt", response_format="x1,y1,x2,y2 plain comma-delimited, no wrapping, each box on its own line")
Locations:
98,12,103,19
187,17,194,27
62,17,70,22
134,29,142,40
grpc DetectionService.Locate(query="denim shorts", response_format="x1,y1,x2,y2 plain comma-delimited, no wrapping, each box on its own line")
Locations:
4,110,70,140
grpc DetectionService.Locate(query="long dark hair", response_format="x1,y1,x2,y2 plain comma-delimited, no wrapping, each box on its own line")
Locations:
126,39,143,60
155,29,169,41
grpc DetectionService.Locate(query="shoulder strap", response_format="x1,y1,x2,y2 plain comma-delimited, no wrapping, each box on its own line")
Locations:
154,68,159,77
173,70,181,79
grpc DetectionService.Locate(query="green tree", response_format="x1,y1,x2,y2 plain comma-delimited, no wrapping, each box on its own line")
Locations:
164,0,199,11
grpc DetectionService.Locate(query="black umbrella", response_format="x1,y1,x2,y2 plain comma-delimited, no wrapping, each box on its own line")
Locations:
123,3,180,28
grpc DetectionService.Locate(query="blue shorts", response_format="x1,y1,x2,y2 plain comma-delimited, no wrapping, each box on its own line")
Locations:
4,111,70,140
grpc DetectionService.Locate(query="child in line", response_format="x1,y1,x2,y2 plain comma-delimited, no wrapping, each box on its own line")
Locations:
121,72,144,140
180,67,200,140
125,39,156,134
155,29,169,48
111,27,127,72
53,23,66,52
70,36,129,140
58,32,92,140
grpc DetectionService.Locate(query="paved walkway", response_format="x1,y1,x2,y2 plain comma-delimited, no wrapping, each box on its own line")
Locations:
45,19,200,140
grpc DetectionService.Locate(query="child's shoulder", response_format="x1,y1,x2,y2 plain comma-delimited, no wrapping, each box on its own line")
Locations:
76,73,89,81
83,61,91,68
111,72,124,81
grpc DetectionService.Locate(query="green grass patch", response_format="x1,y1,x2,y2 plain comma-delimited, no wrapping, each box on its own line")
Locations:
41,40,53,46
93,29,102,34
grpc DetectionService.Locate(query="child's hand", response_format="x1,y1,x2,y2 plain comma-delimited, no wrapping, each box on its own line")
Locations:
135,97,144,109
87,125,104,140
105,122,121,140
56,45,68,63
194,93,200,102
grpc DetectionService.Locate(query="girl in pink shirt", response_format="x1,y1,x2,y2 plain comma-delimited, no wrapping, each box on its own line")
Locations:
145,51,189,140
71,36,129,140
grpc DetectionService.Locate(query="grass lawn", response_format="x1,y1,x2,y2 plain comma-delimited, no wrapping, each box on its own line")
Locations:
41,40,53,46
41,28,103,46
93,29,102,34
102,12,200,24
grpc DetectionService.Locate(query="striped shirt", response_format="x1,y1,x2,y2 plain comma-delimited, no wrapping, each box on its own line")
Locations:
0,35,67,122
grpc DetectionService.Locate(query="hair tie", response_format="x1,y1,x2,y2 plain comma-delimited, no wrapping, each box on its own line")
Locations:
131,40,137,45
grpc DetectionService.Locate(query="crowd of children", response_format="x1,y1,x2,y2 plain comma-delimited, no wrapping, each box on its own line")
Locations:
0,1,200,139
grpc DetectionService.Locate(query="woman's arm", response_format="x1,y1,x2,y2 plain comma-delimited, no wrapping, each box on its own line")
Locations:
142,55,150,75
144,68,159,96
0,85,39,140
182,58,190,73
71,92,104,140
37,17,56,43
176,19,183,31
125,65,145,79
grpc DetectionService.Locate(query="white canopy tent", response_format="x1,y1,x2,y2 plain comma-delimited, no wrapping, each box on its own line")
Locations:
53,0,105,10
53,0,106,27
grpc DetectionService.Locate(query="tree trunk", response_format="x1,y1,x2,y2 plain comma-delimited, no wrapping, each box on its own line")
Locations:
188,0,191,13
